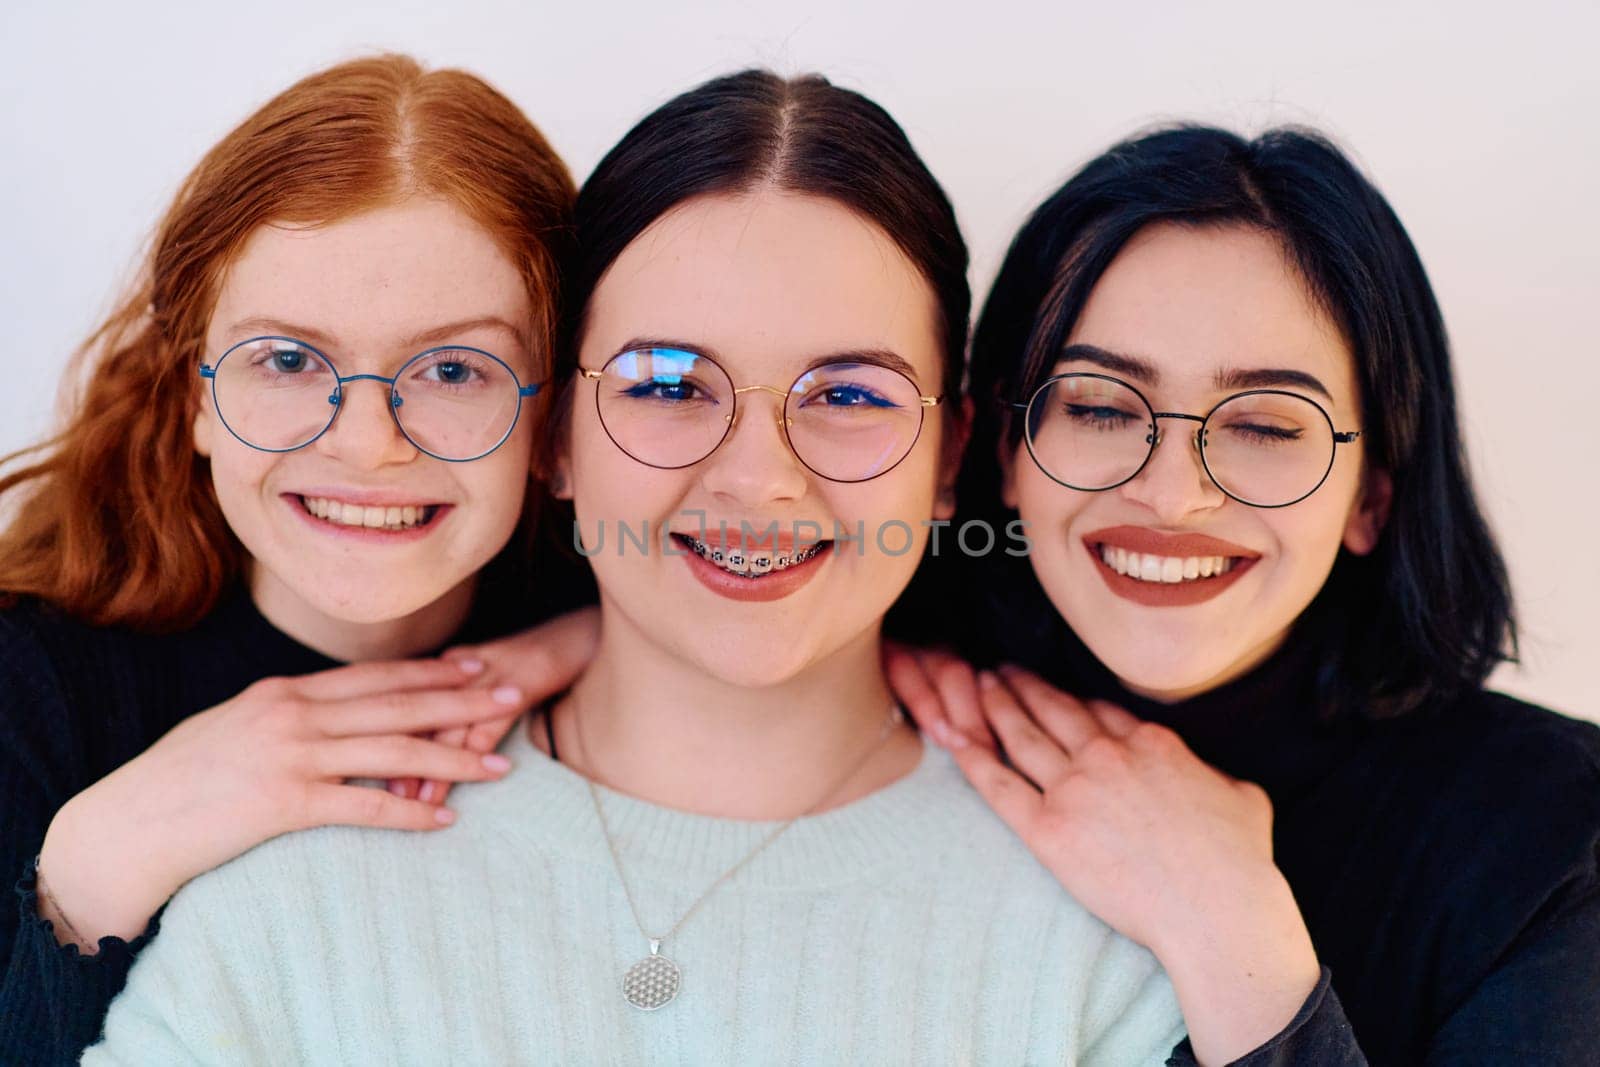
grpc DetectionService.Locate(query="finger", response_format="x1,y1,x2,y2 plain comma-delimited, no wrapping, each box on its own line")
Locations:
300,783,461,832
949,740,1045,839
311,685,525,738
387,777,421,800
464,715,519,755
288,657,483,702
927,652,992,751
885,643,958,747
976,672,1071,787
311,736,513,783
418,726,470,806
444,607,600,699
433,716,522,804
995,665,1106,754
1085,699,1143,739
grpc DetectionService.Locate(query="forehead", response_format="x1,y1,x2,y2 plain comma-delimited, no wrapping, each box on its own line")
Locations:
584,191,941,383
209,198,531,351
1068,223,1359,409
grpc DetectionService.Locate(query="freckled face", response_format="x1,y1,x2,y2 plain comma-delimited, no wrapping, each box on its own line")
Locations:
1006,223,1383,700
560,191,955,688
193,198,539,625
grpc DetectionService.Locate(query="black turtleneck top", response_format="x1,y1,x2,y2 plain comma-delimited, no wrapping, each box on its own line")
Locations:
0,583,536,1066
1043,627,1600,1066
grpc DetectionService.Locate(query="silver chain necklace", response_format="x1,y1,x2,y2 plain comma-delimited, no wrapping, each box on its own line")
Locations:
567,701,904,1010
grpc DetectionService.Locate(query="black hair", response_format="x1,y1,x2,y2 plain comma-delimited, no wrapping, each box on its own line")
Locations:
557,69,967,398
953,124,1516,721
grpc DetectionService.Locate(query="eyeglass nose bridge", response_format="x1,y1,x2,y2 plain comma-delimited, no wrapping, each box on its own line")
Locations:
328,372,404,410
727,382,796,429
1145,410,1208,452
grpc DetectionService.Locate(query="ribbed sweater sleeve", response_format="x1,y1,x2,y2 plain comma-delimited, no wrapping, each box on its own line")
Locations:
0,615,161,1067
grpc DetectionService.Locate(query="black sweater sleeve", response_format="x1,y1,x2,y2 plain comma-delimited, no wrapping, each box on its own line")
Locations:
0,618,163,1066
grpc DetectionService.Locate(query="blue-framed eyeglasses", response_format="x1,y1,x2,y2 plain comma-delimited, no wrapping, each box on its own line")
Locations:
199,335,544,463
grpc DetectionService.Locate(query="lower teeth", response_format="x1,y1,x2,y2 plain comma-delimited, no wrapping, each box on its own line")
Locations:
681,536,825,578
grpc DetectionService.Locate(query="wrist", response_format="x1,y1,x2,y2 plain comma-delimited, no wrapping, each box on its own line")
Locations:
1152,867,1321,1065
37,795,179,949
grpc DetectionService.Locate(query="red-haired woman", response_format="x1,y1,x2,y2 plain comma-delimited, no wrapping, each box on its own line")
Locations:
0,55,592,1064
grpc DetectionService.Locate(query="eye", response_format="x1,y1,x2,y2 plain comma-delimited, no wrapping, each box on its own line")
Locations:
251,346,313,374
423,360,475,385
1064,403,1138,430
622,377,707,403
1225,422,1304,444
810,384,896,408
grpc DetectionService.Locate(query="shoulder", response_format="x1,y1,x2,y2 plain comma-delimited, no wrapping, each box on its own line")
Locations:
1361,689,1600,910
1376,689,1600,807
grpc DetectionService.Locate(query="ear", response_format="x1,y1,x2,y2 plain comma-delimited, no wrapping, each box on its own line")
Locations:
191,396,215,459
998,429,1020,510
548,449,574,501
1342,465,1392,556
932,396,973,521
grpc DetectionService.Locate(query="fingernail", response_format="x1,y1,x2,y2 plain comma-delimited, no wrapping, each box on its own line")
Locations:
456,658,485,674
418,782,435,804
946,729,971,750
491,686,522,706
978,670,999,689
434,808,456,826
387,781,405,797
482,753,511,773
928,721,952,748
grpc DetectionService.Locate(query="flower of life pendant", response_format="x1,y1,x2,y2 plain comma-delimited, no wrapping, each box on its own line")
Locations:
622,939,682,1010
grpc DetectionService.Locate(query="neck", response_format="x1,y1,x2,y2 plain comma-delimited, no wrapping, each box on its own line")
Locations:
552,598,918,820
248,564,477,662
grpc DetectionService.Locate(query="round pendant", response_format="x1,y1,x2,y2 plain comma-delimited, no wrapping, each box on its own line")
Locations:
622,948,682,1010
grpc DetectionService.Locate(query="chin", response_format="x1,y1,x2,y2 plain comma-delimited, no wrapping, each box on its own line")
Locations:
671,629,830,691
294,574,455,626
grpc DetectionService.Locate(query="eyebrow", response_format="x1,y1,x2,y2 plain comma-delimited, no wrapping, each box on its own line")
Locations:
1059,343,1335,403
226,315,531,354
614,337,927,385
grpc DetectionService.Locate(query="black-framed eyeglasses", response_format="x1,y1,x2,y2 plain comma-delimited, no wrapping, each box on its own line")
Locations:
579,346,943,483
199,335,544,463
1008,372,1362,508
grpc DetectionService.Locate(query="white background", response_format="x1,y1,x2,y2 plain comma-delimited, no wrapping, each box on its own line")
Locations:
2,0,1595,717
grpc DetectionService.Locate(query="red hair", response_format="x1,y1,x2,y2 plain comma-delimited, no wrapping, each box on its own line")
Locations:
0,54,574,630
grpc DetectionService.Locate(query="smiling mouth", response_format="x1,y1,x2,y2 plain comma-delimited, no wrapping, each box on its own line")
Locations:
296,495,443,532
671,533,830,579
1093,542,1244,584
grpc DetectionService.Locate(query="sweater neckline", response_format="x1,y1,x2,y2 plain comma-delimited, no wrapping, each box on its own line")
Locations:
465,718,960,891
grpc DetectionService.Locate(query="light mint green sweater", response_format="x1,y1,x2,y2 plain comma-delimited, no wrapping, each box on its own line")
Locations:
85,722,1184,1065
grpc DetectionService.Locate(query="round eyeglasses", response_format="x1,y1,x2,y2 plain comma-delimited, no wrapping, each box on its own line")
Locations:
1011,372,1362,508
199,336,543,462
580,347,943,483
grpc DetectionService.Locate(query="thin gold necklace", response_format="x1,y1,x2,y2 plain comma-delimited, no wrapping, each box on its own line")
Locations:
562,698,904,1010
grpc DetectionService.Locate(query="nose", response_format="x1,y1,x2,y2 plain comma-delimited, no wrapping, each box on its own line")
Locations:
697,387,808,505
312,379,419,470
1117,416,1226,521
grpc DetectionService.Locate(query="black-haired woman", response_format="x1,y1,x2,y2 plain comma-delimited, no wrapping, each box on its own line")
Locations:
891,126,1600,1065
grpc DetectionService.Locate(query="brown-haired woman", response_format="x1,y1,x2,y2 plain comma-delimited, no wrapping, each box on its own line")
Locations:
0,54,592,1064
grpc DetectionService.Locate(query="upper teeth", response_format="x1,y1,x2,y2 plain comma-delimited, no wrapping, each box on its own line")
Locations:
301,496,433,530
1099,543,1236,583
682,535,824,578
